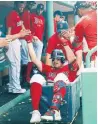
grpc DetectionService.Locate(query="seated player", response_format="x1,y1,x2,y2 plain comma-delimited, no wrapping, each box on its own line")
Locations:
27,38,80,123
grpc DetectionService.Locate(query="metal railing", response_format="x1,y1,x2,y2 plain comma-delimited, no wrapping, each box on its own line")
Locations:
85,46,97,68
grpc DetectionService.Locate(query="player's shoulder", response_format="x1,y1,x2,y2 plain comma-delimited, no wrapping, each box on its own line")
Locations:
48,33,57,41
9,10,18,15
7,10,18,19
75,16,86,29
31,12,36,16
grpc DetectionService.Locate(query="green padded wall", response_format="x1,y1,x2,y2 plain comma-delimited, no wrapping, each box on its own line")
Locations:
81,68,97,124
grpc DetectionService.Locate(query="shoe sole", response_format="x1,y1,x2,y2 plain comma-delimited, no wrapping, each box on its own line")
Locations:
41,116,61,121
8,89,26,94
30,120,41,124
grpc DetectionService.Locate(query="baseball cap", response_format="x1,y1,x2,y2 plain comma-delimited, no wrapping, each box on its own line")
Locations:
54,10,63,17
57,21,68,33
74,1,92,15
37,4,44,10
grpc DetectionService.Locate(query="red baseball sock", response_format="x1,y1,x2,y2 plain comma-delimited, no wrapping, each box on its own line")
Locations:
30,82,42,110
59,87,66,99
26,62,33,83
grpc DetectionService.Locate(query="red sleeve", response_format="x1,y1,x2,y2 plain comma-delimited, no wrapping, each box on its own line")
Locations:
22,11,31,30
74,22,84,44
63,64,69,72
6,11,16,28
42,63,51,74
63,64,77,82
74,43,83,53
46,34,57,54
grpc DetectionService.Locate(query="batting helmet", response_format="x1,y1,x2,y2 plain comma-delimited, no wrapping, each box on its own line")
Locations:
57,21,68,33
51,49,65,64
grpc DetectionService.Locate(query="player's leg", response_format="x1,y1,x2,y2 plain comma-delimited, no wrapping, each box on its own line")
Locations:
41,73,69,121
30,74,46,123
20,39,31,83
6,39,26,93
33,39,43,60
20,39,30,65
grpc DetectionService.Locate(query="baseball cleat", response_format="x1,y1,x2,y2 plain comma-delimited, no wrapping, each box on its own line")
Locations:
30,110,41,123
41,109,61,121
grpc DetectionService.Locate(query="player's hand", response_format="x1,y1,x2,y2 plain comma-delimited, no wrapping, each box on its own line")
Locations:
60,27,75,40
33,36,39,41
6,35,13,41
0,38,9,47
58,34,69,46
19,30,31,37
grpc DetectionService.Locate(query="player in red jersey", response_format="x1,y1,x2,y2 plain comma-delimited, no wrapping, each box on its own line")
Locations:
21,1,36,30
28,36,79,123
6,1,33,93
26,4,45,82
46,21,82,74
61,1,97,67
19,1,36,81
30,4,45,59
31,4,45,43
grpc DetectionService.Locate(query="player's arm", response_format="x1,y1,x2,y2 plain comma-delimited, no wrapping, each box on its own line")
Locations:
27,43,43,72
63,45,76,64
64,45,81,71
59,36,81,71
0,38,9,47
75,49,82,69
21,22,26,31
45,53,52,66
6,30,31,41
46,36,56,65
72,23,84,48
7,27,11,35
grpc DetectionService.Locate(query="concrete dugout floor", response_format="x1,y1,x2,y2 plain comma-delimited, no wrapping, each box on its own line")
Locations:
0,97,82,124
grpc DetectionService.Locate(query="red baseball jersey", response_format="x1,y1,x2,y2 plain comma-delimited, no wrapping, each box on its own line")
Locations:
74,10,97,50
6,10,22,35
20,10,31,30
42,63,77,82
20,10,33,43
30,13,45,41
46,33,82,55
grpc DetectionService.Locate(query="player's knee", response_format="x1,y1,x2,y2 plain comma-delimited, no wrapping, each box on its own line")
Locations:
53,80,66,93
30,74,46,86
54,73,70,84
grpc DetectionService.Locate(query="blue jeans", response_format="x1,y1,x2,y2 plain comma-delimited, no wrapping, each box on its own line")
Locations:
21,39,43,64
33,40,43,60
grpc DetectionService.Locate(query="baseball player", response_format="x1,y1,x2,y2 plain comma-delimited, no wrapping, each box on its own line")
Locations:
30,3,45,60
46,21,82,75
26,4,45,82
61,1,97,67
53,11,63,33
19,1,36,82
27,36,79,123
6,1,32,93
